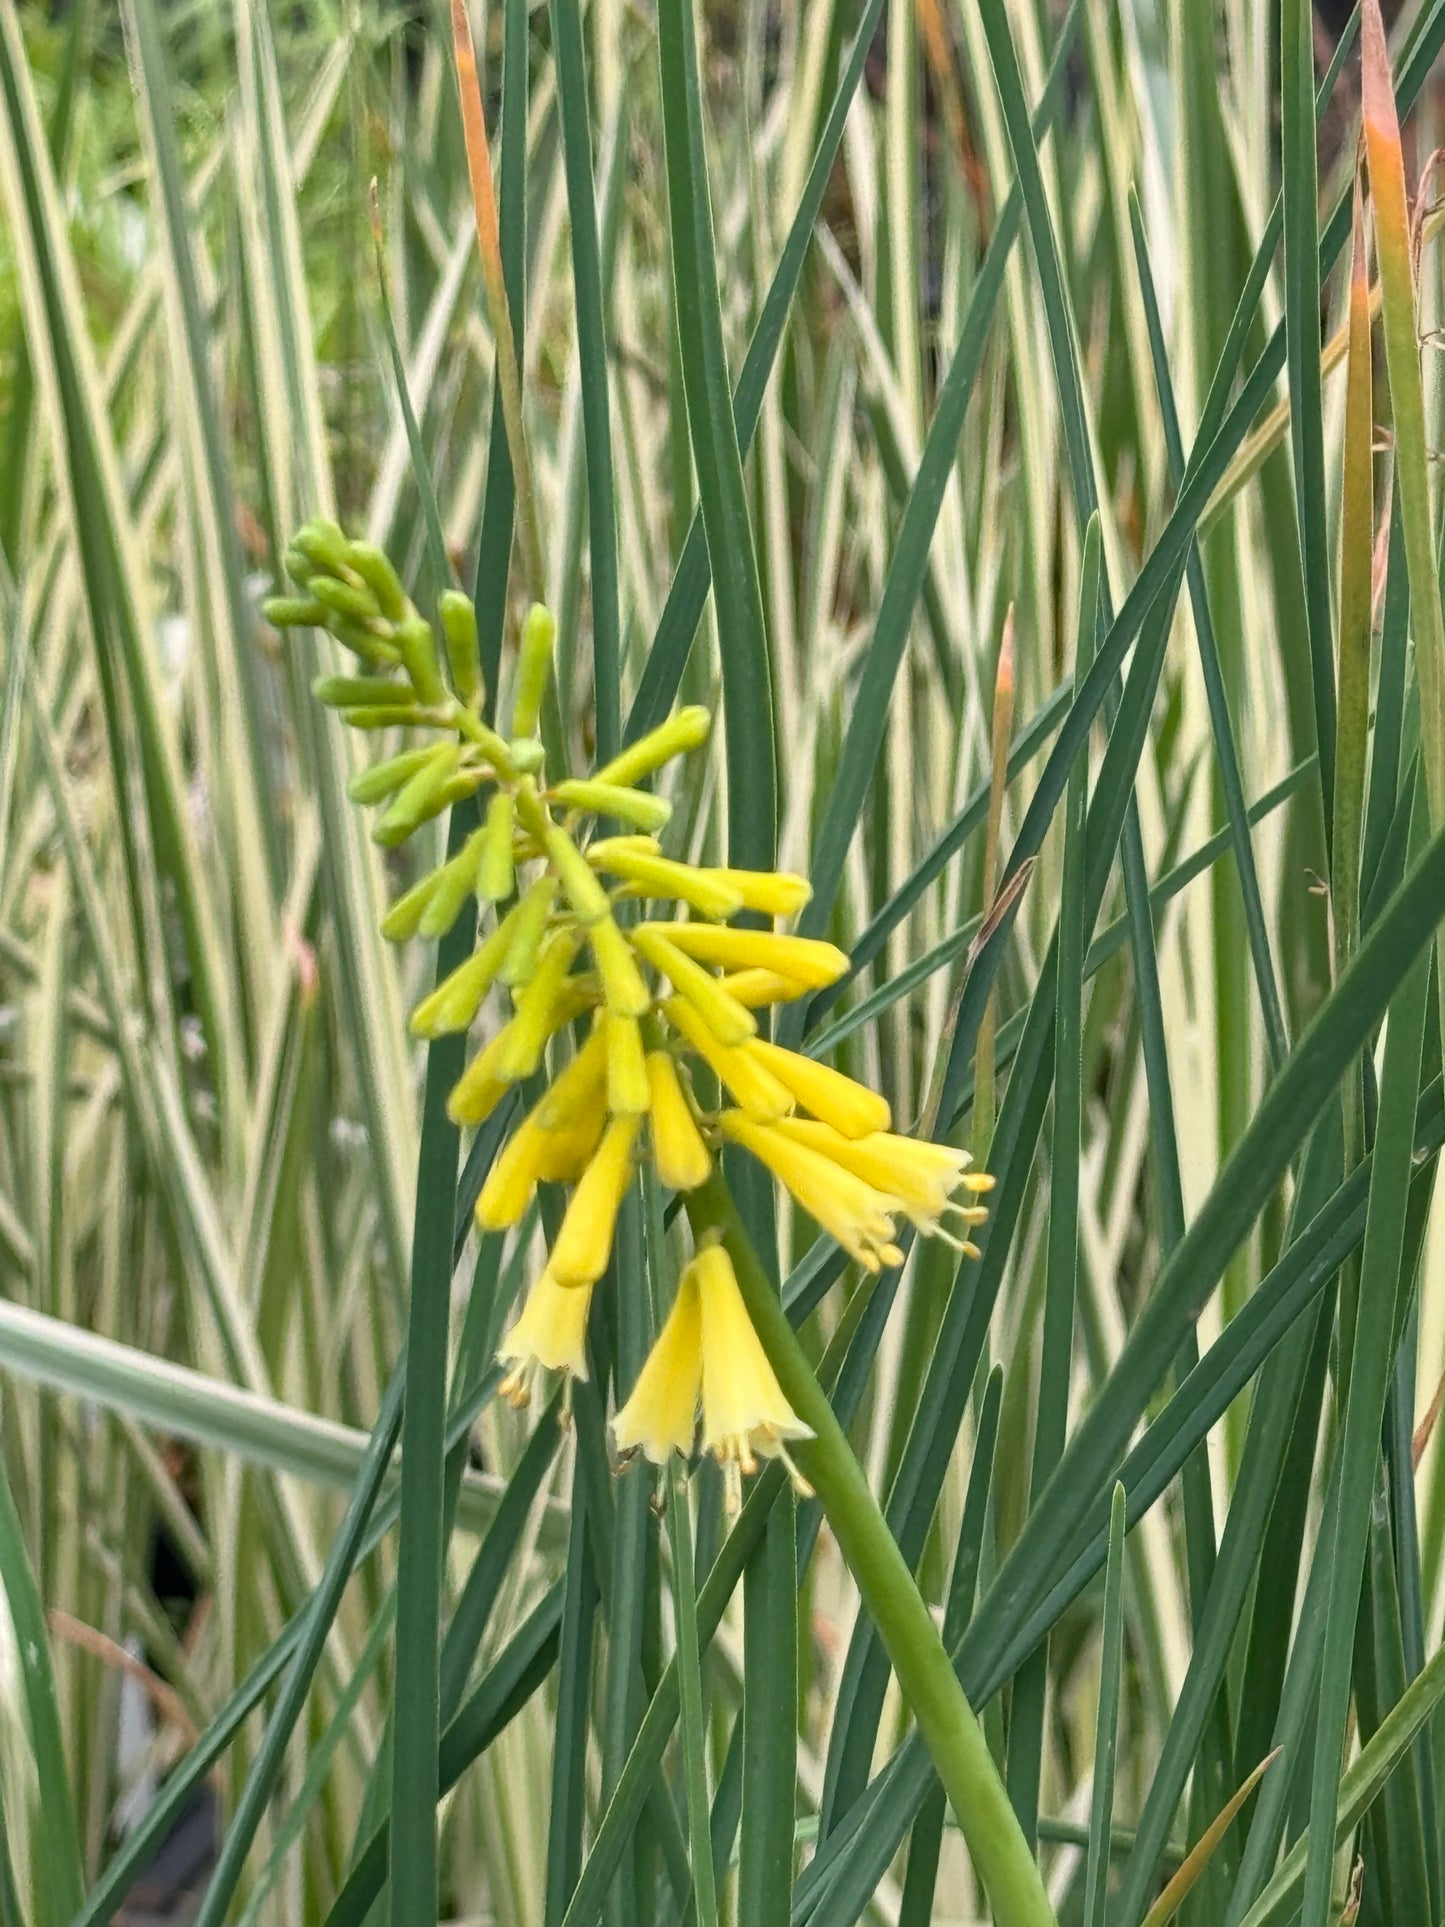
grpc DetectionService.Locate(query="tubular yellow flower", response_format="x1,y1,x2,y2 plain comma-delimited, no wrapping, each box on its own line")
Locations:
694,1242,812,1510
662,997,794,1121
633,925,756,1047
709,868,813,918
497,876,558,988
588,913,652,1017
717,968,811,1008
495,927,583,1081
660,924,849,989
550,1115,642,1287
498,1269,593,1407
605,1013,650,1116
719,1111,905,1273
476,1116,555,1229
747,1039,891,1138
611,1267,702,1462
773,1118,989,1249
535,1024,609,1127
588,843,744,920
646,1051,712,1191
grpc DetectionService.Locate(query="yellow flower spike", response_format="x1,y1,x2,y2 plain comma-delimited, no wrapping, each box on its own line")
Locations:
659,924,849,990
662,997,794,1121
611,1267,703,1463
694,1242,813,1510
588,914,652,1017
495,928,583,1081
497,875,559,988
710,869,813,918
498,1268,593,1408
605,1013,651,1117
588,845,743,920
645,1051,713,1191
478,790,516,901
476,1116,555,1228
633,925,756,1048
551,780,673,835
745,1040,891,1139
544,821,613,926
590,704,712,789
410,905,522,1036
719,1111,905,1272
549,1115,642,1287
773,1119,989,1245
717,969,812,1009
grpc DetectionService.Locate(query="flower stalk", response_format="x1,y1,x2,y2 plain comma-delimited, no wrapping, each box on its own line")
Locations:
683,1169,1057,1927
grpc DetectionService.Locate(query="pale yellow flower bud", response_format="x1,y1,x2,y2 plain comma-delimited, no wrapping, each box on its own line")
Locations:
549,1116,641,1287
633,925,756,1048
746,1040,891,1139
645,1052,712,1192
590,705,711,789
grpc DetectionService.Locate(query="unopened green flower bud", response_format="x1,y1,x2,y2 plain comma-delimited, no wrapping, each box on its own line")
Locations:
498,876,559,987
396,614,448,709
544,822,611,926
411,911,518,1034
374,745,462,845
263,595,326,628
311,574,383,625
550,779,672,834
292,519,352,575
329,617,402,668
479,790,516,901
344,542,409,622
381,868,443,943
348,746,438,805
439,591,483,705
510,603,556,739
418,829,488,940
592,705,712,790
340,703,432,729
313,673,410,709
284,546,318,587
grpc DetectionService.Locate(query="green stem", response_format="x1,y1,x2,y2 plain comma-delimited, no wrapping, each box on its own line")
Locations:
685,1172,1057,1927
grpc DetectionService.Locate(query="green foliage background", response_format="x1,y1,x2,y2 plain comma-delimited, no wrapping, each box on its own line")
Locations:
5,0,1445,1922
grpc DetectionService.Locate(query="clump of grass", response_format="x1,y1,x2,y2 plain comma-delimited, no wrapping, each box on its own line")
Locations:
4,2,1445,1924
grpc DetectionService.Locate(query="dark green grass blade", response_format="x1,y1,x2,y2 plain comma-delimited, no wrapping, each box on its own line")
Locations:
657,0,774,868
551,0,620,762
1301,782,1433,1927
1004,523,1100,1848
791,0,1084,957
626,0,885,741
1363,500,1410,901
1082,1485,1128,1927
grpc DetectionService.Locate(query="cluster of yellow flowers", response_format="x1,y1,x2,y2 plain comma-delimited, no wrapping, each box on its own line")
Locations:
268,525,991,1500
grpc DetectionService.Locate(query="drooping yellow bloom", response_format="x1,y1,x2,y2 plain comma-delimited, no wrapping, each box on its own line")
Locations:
719,1111,907,1273
498,1269,593,1408
695,1242,812,1508
614,1242,812,1509
773,1118,990,1249
611,1266,703,1462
